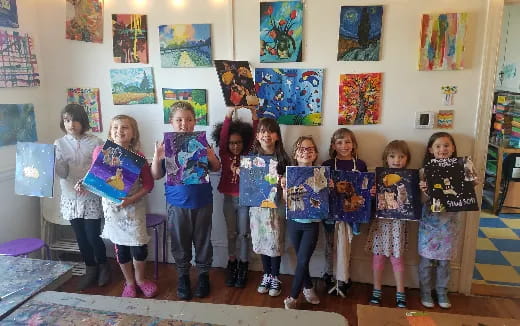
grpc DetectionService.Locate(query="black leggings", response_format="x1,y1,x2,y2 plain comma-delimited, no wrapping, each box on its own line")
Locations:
288,220,319,298
115,244,148,264
261,255,281,277
70,218,107,267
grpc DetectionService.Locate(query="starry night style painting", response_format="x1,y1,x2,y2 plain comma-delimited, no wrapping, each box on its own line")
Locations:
15,142,55,198
424,157,479,212
164,131,209,185
82,140,146,204
286,166,330,220
239,155,279,208
375,168,421,220
330,170,374,223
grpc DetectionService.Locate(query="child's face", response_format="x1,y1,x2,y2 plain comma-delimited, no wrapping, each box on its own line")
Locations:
386,151,408,168
228,133,244,155
294,139,317,166
63,114,82,137
110,119,134,147
333,136,354,159
256,127,279,152
429,136,455,159
171,109,195,132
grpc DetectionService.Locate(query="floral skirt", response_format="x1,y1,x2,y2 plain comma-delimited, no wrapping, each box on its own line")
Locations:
249,207,284,257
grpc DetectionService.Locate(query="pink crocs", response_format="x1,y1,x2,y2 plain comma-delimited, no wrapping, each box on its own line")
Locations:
121,283,137,298
137,280,158,298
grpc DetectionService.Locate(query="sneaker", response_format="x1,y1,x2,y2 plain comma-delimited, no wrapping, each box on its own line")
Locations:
322,273,335,291
97,262,111,287
137,280,158,298
121,283,137,298
396,291,407,308
420,292,434,308
235,261,249,288
338,280,351,296
257,273,271,294
437,292,452,309
225,260,237,287
177,275,192,300
284,296,298,310
194,272,210,298
369,289,382,305
269,276,282,297
303,287,320,305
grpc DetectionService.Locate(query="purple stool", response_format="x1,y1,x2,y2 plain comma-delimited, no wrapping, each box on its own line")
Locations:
146,214,167,280
0,238,51,258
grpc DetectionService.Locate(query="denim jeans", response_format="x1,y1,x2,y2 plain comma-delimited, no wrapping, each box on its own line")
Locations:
223,194,250,262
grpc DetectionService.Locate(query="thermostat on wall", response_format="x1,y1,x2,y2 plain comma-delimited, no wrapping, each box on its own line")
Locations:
415,111,435,129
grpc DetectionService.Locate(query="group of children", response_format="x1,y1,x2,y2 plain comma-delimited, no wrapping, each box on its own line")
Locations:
54,101,473,311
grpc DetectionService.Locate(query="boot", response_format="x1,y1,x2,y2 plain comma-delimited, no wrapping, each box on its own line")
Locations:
177,274,192,300
194,272,210,298
225,260,238,287
98,262,111,287
234,261,248,288
77,265,98,291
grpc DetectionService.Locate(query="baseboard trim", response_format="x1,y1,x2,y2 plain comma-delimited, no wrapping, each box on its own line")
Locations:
472,282,520,298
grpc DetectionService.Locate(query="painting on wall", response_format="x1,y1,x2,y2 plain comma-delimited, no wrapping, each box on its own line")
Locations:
110,67,156,105
418,13,468,71
164,131,209,186
162,89,207,126
255,68,323,126
437,109,454,129
330,171,374,223
286,166,330,220
0,0,18,28
82,140,146,204
65,0,103,43
260,1,303,63
424,157,479,212
239,155,279,208
214,60,257,107
339,73,382,125
15,142,55,198
67,88,102,132
159,24,212,67
375,168,421,220
441,85,457,106
112,14,148,63
337,5,383,61
0,104,37,147
0,31,40,88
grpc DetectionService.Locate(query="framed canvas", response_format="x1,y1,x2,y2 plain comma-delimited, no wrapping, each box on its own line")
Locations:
159,24,212,67
339,73,381,125
375,168,421,220
0,31,40,88
110,68,156,105
437,110,454,129
0,104,37,147
415,111,435,129
424,157,479,212
67,88,102,132
65,0,103,43
286,166,329,220
15,142,55,198
239,155,279,208
0,0,18,28
330,170,374,223
82,140,146,204
162,89,207,125
214,60,257,107
112,14,148,63
164,131,209,185
255,68,323,126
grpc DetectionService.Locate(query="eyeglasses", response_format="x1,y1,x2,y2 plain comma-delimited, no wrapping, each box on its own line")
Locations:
229,141,243,146
297,146,316,153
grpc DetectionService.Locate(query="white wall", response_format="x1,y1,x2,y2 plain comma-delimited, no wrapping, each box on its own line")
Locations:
495,4,520,92
4,0,490,290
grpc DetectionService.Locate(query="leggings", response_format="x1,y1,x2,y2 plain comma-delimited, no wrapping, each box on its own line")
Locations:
115,244,148,264
288,220,319,298
70,218,107,267
261,255,281,277
372,254,405,273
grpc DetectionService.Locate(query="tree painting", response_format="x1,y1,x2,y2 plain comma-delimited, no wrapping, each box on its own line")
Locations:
112,14,148,63
110,68,156,105
338,73,382,125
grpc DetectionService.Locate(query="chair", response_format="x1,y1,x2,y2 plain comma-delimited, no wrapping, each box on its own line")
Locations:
0,238,51,258
496,153,520,214
146,214,167,280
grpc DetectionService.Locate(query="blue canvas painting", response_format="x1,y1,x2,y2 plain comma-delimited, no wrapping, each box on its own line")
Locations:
337,6,383,61
330,170,374,223
0,0,18,28
15,142,55,198
239,155,279,208
375,168,421,220
286,166,330,220
82,140,146,204
164,131,209,185
0,104,37,147
256,68,323,125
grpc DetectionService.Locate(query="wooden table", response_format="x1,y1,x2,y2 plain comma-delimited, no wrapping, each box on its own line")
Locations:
2,291,348,325
0,256,72,320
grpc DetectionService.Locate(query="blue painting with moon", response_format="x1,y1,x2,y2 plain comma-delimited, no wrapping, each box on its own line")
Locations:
375,168,421,220
15,142,55,198
286,166,330,220
239,155,279,208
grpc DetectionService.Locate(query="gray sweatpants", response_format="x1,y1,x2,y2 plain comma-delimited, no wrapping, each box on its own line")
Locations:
419,256,450,295
223,194,250,262
167,203,213,276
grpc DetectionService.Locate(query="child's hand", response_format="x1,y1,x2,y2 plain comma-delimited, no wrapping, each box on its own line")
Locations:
119,196,135,208
419,180,428,193
74,179,86,194
280,176,287,201
370,185,376,197
472,176,480,186
226,107,236,118
154,141,165,160
248,106,258,120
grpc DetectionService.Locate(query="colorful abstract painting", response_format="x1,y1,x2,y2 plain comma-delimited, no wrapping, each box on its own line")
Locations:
15,142,55,198
65,0,103,43
162,89,207,125
0,0,18,27
110,67,156,105
159,24,212,67
112,14,148,63
239,155,279,208
437,110,454,129
164,131,209,185
424,157,479,212
82,140,146,204
441,85,457,106
67,88,102,132
330,171,374,223
0,104,37,147
0,31,40,88
286,166,330,220
375,168,421,220
339,73,382,125
418,13,468,71
337,6,383,61
256,68,323,125
260,1,302,63
214,60,257,107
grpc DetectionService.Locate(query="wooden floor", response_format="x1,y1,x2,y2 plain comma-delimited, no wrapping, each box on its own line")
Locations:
59,260,520,326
